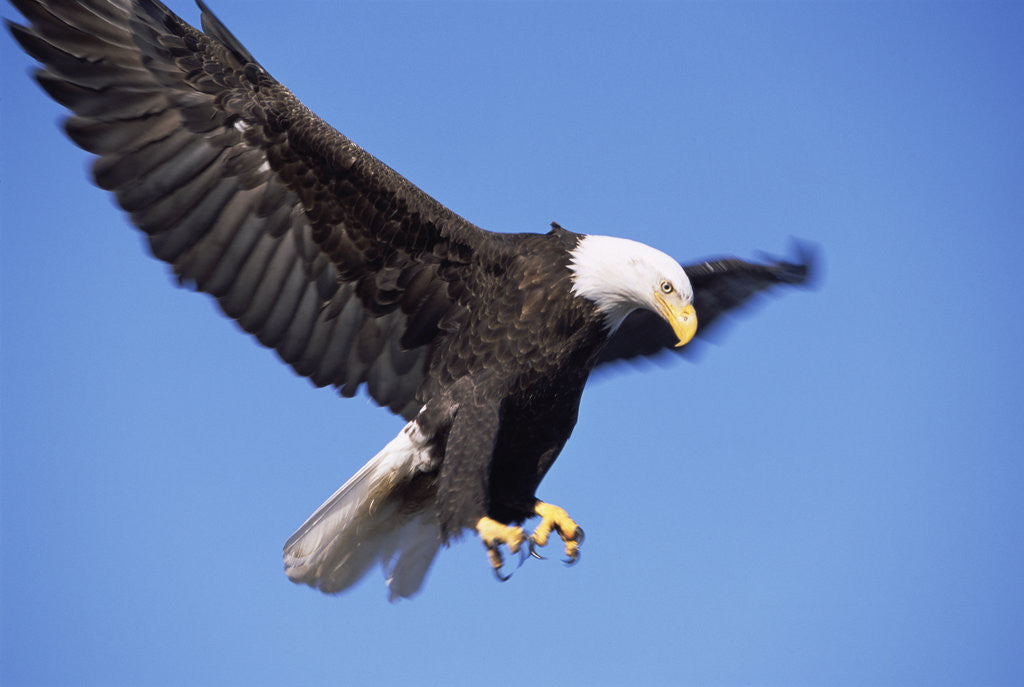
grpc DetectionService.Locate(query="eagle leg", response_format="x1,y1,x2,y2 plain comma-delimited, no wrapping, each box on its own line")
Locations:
475,516,527,581
528,501,585,565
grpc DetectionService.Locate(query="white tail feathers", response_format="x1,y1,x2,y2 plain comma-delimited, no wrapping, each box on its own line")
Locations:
283,421,441,600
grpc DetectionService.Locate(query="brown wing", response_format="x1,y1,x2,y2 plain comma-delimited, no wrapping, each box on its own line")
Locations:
8,0,505,418
595,242,816,366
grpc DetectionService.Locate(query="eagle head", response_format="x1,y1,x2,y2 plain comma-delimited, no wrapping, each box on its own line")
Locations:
569,234,697,347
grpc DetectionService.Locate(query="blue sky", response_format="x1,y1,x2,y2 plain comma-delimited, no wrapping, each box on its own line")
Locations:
2,1,1022,685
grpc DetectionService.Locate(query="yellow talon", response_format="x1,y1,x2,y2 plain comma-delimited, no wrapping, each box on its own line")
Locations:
529,501,584,564
476,516,526,581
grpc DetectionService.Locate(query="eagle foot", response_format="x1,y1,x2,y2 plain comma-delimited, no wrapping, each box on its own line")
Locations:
475,516,527,582
528,501,585,565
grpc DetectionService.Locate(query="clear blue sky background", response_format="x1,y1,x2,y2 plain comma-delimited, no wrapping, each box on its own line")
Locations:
2,2,1022,685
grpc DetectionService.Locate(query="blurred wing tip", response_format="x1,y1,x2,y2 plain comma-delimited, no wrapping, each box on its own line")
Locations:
789,238,823,290
757,237,822,289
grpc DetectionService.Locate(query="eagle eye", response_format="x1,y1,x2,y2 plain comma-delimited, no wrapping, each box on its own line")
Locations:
659,280,674,295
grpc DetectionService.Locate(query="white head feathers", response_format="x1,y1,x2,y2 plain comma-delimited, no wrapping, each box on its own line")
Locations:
568,234,694,333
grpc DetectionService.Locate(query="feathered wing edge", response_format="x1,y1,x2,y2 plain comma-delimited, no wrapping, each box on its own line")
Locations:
283,420,441,601
5,0,494,419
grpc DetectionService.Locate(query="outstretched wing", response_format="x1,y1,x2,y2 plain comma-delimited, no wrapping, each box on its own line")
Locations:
595,242,816,366
8,0,499,419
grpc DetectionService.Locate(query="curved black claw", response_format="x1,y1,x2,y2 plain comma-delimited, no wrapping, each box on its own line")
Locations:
493,562,512,582
487,545,512,581
487,540,528,581
562,527,585,566
478,517,527,582
528,537,546,560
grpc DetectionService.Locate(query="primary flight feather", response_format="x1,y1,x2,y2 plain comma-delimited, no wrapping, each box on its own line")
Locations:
8,0,813,600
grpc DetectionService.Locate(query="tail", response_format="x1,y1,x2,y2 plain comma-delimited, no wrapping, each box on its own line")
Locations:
283,421,441,601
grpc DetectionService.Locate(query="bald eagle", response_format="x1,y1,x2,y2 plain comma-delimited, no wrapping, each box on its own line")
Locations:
9,0,812,600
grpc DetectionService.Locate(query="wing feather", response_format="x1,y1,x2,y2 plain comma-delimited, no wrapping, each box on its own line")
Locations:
9,0,501,418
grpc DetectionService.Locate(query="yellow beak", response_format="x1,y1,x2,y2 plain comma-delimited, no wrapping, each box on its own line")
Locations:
654,295,698,348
